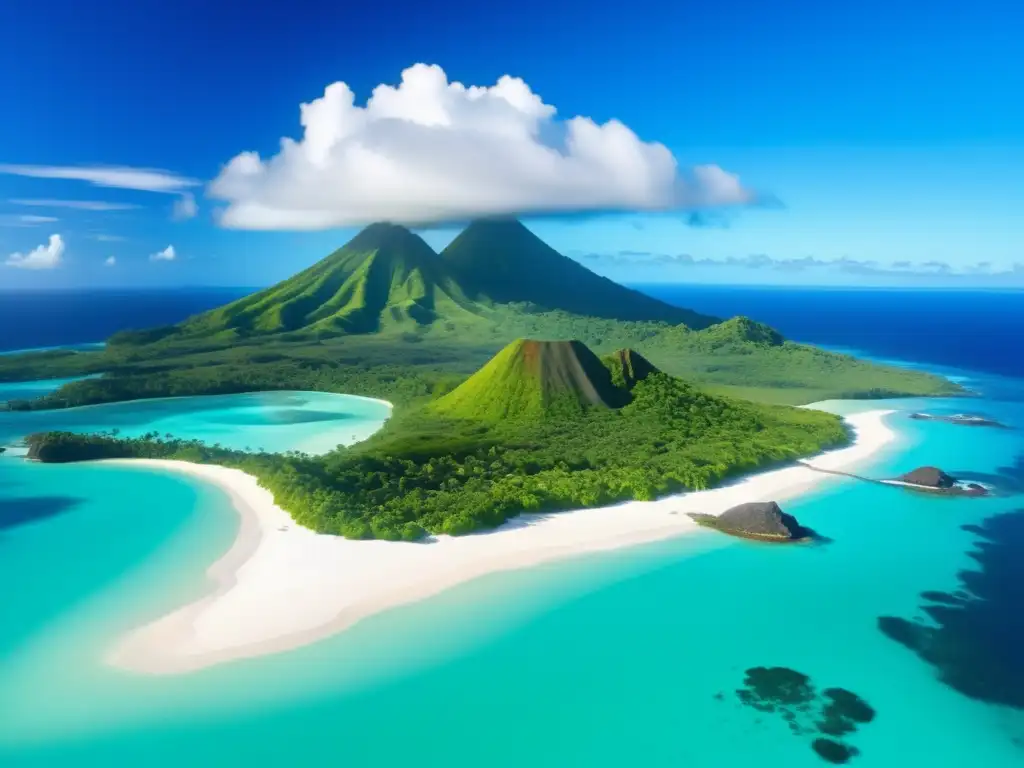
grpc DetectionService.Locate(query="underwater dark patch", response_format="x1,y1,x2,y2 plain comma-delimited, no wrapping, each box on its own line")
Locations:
817,688,875,737
0,496,81,532
738,666,815,708
812,738,860,764
729,666,874,763
952,454,1024,496
878,508,1024,710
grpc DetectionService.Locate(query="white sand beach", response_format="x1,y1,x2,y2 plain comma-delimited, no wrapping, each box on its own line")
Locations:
107,408,896,675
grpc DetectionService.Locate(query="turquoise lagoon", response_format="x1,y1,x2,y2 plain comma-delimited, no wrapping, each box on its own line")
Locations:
0,390,392,455
1,374,1023,766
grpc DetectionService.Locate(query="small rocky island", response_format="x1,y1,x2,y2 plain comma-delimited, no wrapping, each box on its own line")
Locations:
688,501,814,543
889,466,989,497
909,412,1008,429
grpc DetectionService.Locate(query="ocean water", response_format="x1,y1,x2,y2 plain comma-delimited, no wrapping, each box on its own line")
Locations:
0,289,249,353
1,288,1023,767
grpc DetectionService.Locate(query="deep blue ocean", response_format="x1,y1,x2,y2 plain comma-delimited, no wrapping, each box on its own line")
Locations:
1,286,1023,767
640,285,1024,380
0,289,251,353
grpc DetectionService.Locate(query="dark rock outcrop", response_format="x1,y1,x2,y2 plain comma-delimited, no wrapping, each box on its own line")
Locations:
688,501,811,542
890,466,989,497
897,466,957,488
721,501,803,537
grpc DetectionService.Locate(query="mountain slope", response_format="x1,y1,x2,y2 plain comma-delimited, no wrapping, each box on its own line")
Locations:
181,223,487,337
441,219,719,328
430,339,630,422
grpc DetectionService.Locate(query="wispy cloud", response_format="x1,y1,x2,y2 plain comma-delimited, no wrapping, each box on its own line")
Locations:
90,233,127,242
11,198,140,211
5,234,65,270
0,165,199,194
172,192,198,220
104,256,117,267
0,213,60,226
577,250,1024,279
149,245,176,262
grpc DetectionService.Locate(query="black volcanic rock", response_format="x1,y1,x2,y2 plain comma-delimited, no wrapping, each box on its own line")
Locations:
719,501,804,538
689,501,809,542
897,466,957,488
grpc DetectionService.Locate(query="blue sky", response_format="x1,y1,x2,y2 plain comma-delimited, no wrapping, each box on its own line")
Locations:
1,0,1022,289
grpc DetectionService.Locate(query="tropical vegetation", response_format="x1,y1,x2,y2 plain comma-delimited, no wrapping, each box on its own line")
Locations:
26,341,849,540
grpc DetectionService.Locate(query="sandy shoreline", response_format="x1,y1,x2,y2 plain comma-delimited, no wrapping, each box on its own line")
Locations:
106,408,897,675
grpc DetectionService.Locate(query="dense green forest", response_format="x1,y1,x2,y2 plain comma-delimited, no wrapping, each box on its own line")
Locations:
26,347,849,540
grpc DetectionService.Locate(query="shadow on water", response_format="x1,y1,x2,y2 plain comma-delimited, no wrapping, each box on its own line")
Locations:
879,508,1024,713
0,496,81,532
952,454,1024,496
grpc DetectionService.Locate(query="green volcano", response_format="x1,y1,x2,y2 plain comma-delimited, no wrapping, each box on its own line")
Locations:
431,339,631,422
440,219,717,327
179,218,707,339
181,223,486,337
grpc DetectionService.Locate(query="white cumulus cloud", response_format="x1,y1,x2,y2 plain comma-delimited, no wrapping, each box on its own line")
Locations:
104,256,117,267
209,63,758,230
5,234,65,270
172,192,198,220
0,165,198,193
150,245,176,262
